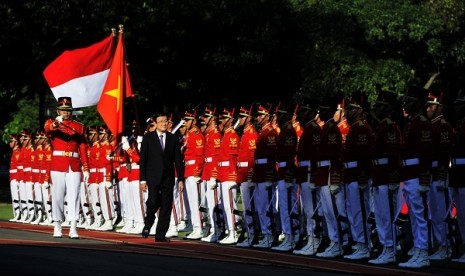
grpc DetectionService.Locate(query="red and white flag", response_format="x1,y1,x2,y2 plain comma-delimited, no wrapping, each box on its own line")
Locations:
97,31,134,137
43,34,115,108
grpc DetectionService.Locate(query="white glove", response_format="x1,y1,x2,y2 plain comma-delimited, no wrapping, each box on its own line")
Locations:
83,171,89,183
418,184,430,194
229,183,238,190
137,136,143,143
122,141,130,151
43,181,50,189
106,155,113,161
105,181,113,189
121,136,128,143
55,115,63,123
208,178,217,189
329,184,341,194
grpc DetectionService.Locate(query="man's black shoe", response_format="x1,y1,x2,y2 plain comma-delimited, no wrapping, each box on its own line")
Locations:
142,227,150,239
155,237,171,242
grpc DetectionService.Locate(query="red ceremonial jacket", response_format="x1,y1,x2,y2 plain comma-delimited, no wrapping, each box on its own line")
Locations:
252,122,278,183
183,126,205,178
237,124,257,184
9,146,21,181
218,126,239,182
296,120,321,184
201,126,221,180
372,118,401,186
44,118,89,173
315,120,343,187
276,121,298,181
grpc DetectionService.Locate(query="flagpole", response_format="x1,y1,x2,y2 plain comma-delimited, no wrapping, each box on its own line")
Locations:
118,24,141,136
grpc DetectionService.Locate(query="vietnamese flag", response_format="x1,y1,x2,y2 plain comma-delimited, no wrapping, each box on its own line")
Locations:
43,34,115,108
97,31,134,137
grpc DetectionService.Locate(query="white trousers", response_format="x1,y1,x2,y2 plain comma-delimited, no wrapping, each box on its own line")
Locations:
88,184,102,219
25,181,35,216
185,176,202,229
51,169,81,222
33,182,44,213
320,185,348,243
429,180,450,246
277,179,299,236
10,180,20,215
80,182,93,220
41,184,52,218
240,181,256,234
373,185,401,247
19,180,27,215
205,179,223,229
221,181,238,231
98,182,115,221
129,180,145,223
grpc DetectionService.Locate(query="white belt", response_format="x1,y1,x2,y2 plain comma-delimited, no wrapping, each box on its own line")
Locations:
32,169,40,173
89,168,97,173
402,158,419,166
205,157,213,163
23,167,31,172
219,161,230,167
344,161,358,169
373,157,388,166
298,160,310,167
9,169,17,173
53,150,80,158
237,161,248,167
185,160,196,165
431,161,438,168
255,158,268,165
98,168,106,172
40,170,46,173
317,160,331,167
131,164,140,169
452,158,465,165
277,161,287,168
17,166,23,169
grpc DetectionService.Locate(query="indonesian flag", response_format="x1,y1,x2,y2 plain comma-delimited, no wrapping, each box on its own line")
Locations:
97,32,134,137
43,34,115,108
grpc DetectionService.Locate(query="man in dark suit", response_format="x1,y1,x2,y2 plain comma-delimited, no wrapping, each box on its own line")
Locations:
140,113,185,242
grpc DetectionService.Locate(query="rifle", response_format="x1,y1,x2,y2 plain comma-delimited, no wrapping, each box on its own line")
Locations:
171,119,186,134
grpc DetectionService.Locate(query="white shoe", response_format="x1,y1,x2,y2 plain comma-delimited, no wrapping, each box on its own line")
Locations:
115,218,126,228
89,218,103,230
293,237,321,256
368,246,396,264
428,246,451,260
39,216,52,226
128,222,144,234
165,226,179,238
31,212,43,225
219,231,238,245
149,223,157,235
316,241,342,258
177,220,193,232
201,229,221,243
399,249,430,268
236,234,256,248
69,221,79,239
19,212,28,223
61,220,71,228
9,212,21,222
452,252,465,263
344,243,370,260
278,233,285,242
117,220,134,233
96,220,113,231
186,227,203,240
272,234,294,251
253,234,274,249
26,213,35,224
53,221,62,238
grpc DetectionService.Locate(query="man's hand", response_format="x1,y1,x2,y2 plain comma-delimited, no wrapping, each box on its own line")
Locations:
140,181,148,192
330,184,341,195
208,178,218,189
178,180,185,193
104,181,113,189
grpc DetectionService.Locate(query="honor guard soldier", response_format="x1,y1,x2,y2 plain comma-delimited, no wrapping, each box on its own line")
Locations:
235,106,259,247
398,86,434,268
40,133,53,226
31,131,46,224
450,91,465,263
293,103,323,256
217,108,240,244
342,91,375,260
96,126,116,231
272,104,299,252
252,104,279,249
426,92,454,260
368,90,402,265
8,134,22,222
44,97,89,239
86,126,103,230
200,107,224,243
20,128,35,223
182,110,206,240
315,98,347,258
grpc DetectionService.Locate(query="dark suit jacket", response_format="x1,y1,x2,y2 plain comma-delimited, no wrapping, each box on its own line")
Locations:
139,131,185,187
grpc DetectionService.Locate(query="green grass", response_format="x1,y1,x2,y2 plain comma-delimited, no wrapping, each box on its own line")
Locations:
0,203,13,220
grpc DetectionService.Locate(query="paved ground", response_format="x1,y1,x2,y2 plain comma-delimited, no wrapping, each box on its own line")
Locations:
0,220,460,275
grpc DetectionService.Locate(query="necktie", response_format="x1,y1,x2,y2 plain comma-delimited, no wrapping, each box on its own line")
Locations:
159,134,164,150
